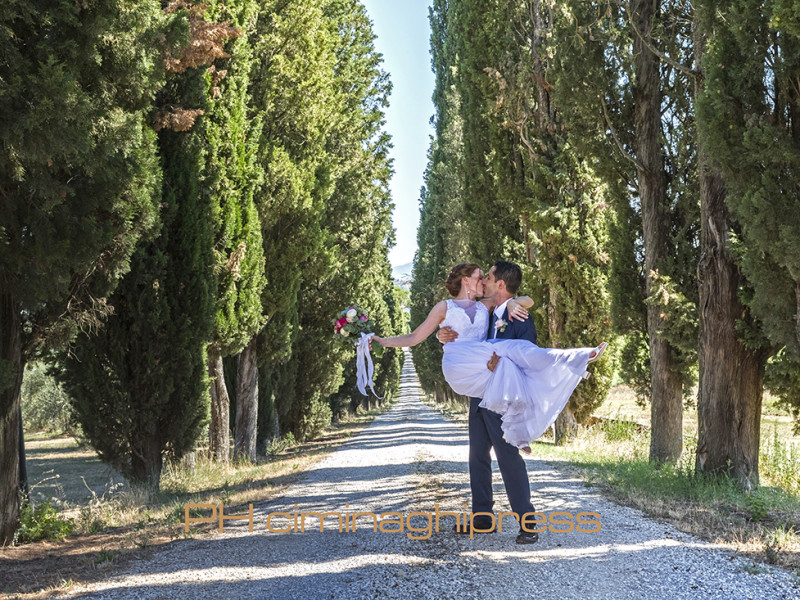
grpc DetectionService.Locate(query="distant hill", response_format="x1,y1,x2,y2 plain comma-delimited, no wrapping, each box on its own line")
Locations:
392,261,413,290
392,261,413,279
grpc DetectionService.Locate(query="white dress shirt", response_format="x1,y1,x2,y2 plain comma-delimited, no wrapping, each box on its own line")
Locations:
492,299,511,339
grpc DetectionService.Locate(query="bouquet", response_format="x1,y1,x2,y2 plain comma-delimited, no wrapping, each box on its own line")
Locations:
333,303,374,344
333,304,382,397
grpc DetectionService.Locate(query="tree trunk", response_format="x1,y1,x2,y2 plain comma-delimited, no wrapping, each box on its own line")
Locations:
271,404,280,441
632,0,683,464
695,163,766,489
554,405,578,446
235,337,258,461
208,351,230,463
694,21,766,490
18,405,28,498
130,435,163,490
0,293,23,544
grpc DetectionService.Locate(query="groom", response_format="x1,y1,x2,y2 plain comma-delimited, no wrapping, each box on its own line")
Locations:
437,260,539,544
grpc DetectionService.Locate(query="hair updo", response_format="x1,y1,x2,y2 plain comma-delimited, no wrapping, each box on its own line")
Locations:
445,262,481,297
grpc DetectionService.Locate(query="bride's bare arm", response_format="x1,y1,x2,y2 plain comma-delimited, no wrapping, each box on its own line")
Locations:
512,296,534,309
373,301,447,348
508,296,533,321
481,296,533,321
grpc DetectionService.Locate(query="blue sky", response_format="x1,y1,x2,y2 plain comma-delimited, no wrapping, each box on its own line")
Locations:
362,0,435,268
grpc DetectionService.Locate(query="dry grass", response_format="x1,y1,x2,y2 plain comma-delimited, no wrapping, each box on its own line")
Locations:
2,403,394,598
596,385,800,446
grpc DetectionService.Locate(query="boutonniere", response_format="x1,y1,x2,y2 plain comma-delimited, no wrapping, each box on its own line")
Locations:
495,318,508,333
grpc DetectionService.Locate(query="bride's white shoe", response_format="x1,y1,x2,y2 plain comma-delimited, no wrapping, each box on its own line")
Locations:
587,341,608,364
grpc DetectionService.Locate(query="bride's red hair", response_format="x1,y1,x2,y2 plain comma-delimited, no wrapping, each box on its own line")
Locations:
445,263,481,297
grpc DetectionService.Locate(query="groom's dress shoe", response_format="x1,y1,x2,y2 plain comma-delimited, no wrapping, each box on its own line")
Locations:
453,518,496,534
516,528,539,545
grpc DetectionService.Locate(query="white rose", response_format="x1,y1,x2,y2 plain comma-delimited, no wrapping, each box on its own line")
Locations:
341,328,350,337
346,308,357,322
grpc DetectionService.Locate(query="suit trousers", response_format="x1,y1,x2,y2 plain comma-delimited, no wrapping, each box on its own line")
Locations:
468,396,535,519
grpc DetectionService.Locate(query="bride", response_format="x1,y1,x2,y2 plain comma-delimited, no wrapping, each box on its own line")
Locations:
372,262,606,450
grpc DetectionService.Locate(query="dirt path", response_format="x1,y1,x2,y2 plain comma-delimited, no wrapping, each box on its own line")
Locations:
60,351,799,599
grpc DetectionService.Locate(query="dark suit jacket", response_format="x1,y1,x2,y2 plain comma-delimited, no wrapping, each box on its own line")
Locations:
488,302,537,345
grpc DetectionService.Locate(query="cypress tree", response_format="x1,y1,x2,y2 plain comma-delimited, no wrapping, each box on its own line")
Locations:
450,0,523,266
60,3,237,488
279,0,400,438
626,0,685,463
410,0,470,402
415,0,616,433
246,0,336,442
542,1,700,453
695,0,800,485
0,0,166,541
482,0,614,441
203,0,266,463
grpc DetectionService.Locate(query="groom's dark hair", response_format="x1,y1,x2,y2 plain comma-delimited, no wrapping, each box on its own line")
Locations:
493,260,522,294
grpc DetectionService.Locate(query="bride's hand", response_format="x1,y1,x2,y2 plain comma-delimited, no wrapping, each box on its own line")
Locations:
370,335,385,349
507,299,530,322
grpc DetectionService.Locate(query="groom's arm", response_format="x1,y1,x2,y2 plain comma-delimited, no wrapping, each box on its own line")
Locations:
436,326,458,343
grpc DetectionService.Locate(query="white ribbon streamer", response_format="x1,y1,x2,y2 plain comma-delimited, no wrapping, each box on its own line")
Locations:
356,332,382,398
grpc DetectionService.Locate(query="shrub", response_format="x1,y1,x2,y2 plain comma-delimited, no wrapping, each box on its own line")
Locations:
298,400,332,441
13,498,75,544
265,432,296,456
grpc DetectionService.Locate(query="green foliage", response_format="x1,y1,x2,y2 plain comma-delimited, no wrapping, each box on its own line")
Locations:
264,431,296,456
20,362,73,434
205,0,267,359
697,0,800,418
601,416,640,443
760,427,800,495
13,498,75,544
0,0,167,343
552,0,699,404
247,0,400,440
410,0,471,401
250,0,337,370
745,490,769,521
0,0,170,541
618,331,652,404
61,16,219,487
764,350,800,433
644,271,699,394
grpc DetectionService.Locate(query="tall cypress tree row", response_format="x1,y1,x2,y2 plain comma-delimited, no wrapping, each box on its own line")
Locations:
545,2,650,401
203,0,266,463
0,0,167,540
538,1,700,455
277,0,400,439
415,0,615,433
241,0,400,443
60,3,237,488
450,0,524,266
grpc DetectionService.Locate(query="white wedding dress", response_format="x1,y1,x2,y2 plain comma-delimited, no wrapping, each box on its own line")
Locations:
440,299,597,448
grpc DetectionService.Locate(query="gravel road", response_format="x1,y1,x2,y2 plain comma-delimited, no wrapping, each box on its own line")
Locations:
61,351,799,600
